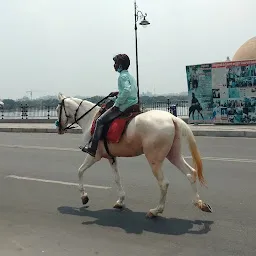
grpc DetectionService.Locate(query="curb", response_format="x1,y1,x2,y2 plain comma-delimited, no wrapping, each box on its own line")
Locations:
0,127,255,138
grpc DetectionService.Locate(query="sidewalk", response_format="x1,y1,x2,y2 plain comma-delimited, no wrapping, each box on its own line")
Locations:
0,123,255,138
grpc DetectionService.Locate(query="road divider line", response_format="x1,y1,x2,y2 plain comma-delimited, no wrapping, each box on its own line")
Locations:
5,175,112,190
0,144,80,152
185,156,256,163
0,144,255,164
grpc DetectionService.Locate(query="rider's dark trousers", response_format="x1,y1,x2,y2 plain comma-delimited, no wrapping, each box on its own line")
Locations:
90,106,122,152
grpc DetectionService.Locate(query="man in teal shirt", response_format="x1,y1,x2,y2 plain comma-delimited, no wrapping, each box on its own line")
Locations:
81,53,138,157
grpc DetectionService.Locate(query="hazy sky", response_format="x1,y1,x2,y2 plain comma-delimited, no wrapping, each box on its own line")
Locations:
1,0,256,99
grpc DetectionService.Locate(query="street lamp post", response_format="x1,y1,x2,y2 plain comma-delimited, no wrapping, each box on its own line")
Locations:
134,0,150,108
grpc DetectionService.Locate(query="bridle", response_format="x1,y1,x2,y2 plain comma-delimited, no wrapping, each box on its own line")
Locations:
57,94,112,133
57,97,72,134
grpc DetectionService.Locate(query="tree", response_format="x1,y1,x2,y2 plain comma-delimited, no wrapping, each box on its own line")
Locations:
1,94,188,110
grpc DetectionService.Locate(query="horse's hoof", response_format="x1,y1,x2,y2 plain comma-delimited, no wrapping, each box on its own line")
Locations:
146,211,157,219
113,203,124,210
195,200,212,213
81,195,89,205
201,203,212,213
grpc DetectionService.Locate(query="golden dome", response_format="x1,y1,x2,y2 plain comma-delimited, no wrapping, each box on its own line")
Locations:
232,36,256,61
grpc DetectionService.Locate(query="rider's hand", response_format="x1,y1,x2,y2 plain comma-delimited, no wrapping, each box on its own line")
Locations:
109,91,119,97
111,106,120,111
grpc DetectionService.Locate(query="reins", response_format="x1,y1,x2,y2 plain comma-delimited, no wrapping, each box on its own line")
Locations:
58,93,113,131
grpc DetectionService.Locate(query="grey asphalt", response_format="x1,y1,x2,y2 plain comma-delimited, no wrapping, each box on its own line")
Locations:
0,132,256,256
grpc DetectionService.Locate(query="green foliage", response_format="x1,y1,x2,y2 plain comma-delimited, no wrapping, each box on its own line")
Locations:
1,94,188,110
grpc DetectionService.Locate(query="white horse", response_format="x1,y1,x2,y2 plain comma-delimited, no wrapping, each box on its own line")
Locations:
56,93,212,218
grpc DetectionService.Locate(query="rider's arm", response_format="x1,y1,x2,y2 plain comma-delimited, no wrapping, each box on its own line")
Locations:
114,75,131,108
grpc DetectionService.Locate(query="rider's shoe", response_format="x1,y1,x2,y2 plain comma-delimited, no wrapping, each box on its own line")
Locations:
80,146,96,157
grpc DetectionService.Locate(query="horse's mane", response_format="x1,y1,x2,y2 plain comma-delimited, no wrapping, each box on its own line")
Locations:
70,97,98,109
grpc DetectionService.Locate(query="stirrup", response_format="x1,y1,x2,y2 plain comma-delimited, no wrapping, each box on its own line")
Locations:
80,146,96,157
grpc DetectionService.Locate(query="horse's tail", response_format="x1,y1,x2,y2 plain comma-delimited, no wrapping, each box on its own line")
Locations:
174,117,207,187
187,126,207,187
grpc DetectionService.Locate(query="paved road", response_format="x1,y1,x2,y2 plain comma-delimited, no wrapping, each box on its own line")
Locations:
0,132,256,256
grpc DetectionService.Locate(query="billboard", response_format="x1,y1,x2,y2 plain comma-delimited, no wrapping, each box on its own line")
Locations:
186,60,256,124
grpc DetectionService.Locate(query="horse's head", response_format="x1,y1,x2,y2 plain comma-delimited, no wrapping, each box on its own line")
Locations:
56,92,102,135
56,93,77,134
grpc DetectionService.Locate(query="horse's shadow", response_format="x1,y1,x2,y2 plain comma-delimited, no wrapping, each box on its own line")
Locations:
57,206,214,236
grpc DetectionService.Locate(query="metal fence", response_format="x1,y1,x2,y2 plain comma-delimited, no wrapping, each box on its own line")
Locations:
142,100,188,117
0,100,189,120
0,105,57,120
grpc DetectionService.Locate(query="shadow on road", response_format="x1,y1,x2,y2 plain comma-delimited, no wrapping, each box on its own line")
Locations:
57,206,214,235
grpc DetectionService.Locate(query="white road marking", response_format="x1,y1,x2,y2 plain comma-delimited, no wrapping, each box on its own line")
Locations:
0,144,255,164
5,175,112,190
0,144,80,152
11,240,26,251
185,156,256,164
195,136,256,140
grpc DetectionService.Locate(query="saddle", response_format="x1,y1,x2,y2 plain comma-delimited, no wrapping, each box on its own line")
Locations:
90,100,141,144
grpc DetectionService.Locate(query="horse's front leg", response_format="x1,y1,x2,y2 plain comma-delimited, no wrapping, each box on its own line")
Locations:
108,158,126,209
78,154,97,205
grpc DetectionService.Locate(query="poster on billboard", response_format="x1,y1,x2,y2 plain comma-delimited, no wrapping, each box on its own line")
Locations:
186,63,213,124
186,60,256,124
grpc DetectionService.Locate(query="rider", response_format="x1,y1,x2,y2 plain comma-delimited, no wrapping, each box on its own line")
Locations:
80,53,138,157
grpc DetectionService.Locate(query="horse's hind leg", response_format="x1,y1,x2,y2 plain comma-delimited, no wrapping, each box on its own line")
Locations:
167,121,212,212
108,158,126,209
167,151,200,204
144,144,170,218
166,131,200,204
168,154,212,212
146,160,169,218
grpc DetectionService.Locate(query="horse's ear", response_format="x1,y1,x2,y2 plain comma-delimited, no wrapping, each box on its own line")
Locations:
58,92,65,101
